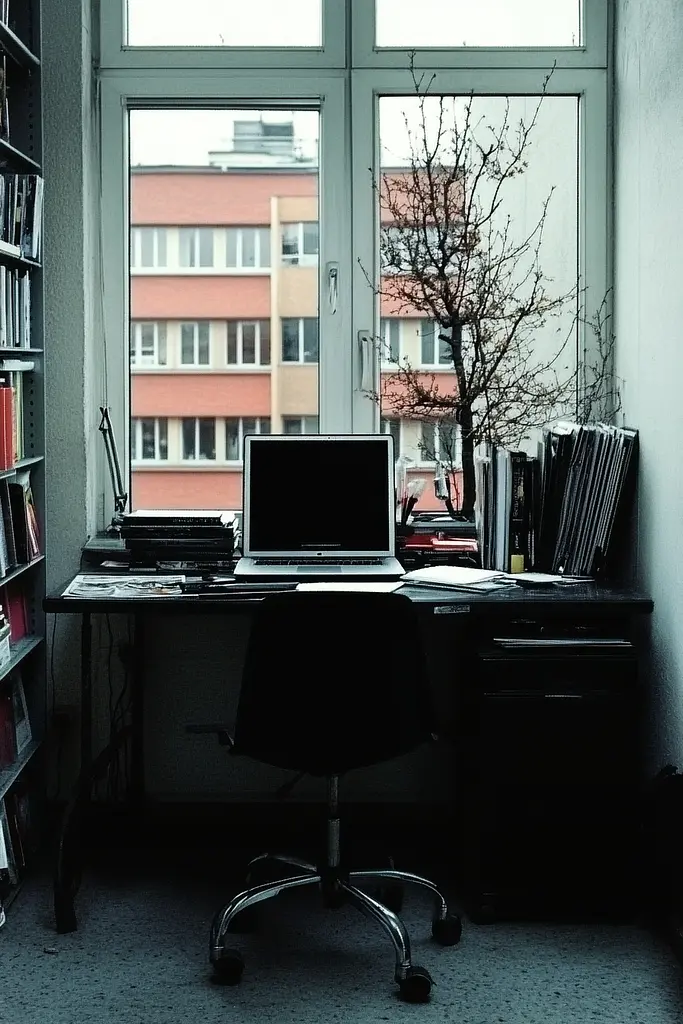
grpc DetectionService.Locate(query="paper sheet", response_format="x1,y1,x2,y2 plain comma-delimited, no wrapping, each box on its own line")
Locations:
296,581,404,593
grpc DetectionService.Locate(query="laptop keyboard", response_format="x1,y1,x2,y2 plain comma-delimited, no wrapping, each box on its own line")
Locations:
254,558,383,566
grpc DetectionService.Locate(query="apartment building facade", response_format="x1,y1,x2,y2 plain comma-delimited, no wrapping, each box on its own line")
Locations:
129,124,460,512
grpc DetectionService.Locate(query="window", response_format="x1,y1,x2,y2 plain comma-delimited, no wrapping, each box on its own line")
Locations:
132,418,168,461
225,417,271,461
282,416,319,435
419,421,462,467
181,323,211,366
282,318,319,363
420,321,452,368
225,227,271,270
281,222,319,265
125,0,323,47
227,320,271,366
182,418,216,460
380,319,400,365
179,227,214,268
130,322,167,366
131,227,167,268
104,3,607,516
381,417,401,457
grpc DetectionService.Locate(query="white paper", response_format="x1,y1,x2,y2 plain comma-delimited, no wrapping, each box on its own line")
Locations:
296,581,404,593
62,573,185,598
401,565,507,589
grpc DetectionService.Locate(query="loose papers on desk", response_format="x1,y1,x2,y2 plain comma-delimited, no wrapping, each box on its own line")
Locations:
400,565,590,592
62,574,185,598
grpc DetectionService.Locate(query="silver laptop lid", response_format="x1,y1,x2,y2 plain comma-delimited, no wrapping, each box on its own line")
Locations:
243,434,396,559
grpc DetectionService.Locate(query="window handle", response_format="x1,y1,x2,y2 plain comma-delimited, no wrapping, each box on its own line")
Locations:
358,330,374,392
326,262,338,315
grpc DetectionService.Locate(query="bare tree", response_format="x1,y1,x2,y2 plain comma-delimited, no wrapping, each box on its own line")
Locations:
369,63,613,519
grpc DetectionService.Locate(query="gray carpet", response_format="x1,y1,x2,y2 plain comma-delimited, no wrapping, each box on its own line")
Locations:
1,869,682,1024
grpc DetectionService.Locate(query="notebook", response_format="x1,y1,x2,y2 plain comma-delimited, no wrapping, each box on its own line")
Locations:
234,434,405,580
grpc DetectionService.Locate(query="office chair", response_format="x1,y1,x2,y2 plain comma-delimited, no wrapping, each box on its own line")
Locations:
205,590,462,1003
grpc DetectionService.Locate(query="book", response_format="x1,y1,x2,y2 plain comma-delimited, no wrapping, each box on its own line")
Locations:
2,582,27,641
9,671,30,755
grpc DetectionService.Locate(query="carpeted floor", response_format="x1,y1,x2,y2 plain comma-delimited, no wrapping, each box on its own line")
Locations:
2,866,683,1024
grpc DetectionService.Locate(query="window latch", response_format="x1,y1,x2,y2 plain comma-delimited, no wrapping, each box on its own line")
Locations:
358,330,374,392
326,262,339,315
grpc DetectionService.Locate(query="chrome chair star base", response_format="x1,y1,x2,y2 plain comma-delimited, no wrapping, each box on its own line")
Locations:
210,776,461,1003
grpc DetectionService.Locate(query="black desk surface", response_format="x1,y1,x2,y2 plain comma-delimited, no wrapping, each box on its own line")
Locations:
44,575,654,617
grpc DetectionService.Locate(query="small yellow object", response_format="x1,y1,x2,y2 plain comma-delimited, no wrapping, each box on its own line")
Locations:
509,554,525,574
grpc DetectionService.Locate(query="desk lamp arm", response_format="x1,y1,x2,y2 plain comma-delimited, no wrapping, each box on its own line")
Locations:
99,406,128,521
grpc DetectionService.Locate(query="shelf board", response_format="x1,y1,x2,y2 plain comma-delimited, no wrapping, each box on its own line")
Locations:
0,21,40,69
0,455,44,480
0,239,40,271
0,738,41,801
0,554,44,587
0,635,43,685
0,347,42,355
0,137,40,174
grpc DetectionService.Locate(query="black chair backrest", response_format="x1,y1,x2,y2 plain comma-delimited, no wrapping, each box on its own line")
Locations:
233,591,434,775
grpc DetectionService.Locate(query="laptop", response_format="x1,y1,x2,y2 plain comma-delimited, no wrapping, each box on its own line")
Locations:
234,433,405,580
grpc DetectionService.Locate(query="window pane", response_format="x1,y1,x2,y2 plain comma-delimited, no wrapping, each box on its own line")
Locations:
303,319,318,363
241,230,256,268
198,228,214,267
375,0,581,48
139,227,154,267
420,423,436,461
282,224,299,261
303,416,319,434
283,418,302,434
226,229,238,268
379,94,578,514
242,417,256,438
130,107,319,511
282,319,300,362
182,419,196,459
198,419,216,459
158,419,168,459
260,418,271,434
303,222,319,255
226,419,240,460
181,323,195,363
156,230,167,267
227,322,238,363
157,323,167,365
242,323,256,363
126,0,322,47
258,228,271,268
141,419,156,459
259,320,271,365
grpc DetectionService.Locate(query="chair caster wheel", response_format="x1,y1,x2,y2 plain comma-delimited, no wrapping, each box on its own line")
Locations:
398,964,432,1003
376,882,404,913
211,950,245,985
432,912,462,945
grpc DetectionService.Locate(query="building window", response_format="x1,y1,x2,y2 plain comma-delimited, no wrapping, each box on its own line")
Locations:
180,322,211,365
419,420,461,467
282,318,319,363
131,227,167,268
132,418,168,461
179,227,214,268
225,416,271,461
225,227,271,269
420,320,453,367
226,320,271,366
381,417,401,457
282,416,319,435
380,318,400,364
281,221,319,265
130,321,167,366
182,418,216,460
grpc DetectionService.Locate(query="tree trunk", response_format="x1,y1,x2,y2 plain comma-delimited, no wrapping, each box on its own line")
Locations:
459,405,476,520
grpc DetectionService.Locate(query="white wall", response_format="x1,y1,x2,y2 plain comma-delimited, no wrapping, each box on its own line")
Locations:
615,0,683,770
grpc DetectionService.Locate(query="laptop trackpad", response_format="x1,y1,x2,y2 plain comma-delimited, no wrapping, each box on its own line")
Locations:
297,565,342,573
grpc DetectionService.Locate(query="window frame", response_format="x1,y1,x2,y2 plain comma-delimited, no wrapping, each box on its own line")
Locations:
98,0,610,517
131,417,169,462
225,416,271,462
226,319,271,367
281,220,319,266
180,321,211,367
418,420,463,469
181,416,217,461
130,225,168,269
225,226,271,271
281,316,319,363
130,320,167,367
178,226,215,268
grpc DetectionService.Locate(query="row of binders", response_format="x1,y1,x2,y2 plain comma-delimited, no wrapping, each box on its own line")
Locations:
475,422,638,578
0,268,31,348
0,173,43,262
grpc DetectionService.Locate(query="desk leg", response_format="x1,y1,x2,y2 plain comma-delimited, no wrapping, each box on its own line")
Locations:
130,613,145,800
53,610,93,934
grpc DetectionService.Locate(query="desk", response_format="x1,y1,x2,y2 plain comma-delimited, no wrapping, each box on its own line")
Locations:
44,576,653,932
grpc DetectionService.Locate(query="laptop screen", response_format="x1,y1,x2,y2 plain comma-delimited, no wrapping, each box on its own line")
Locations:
243,434,395,557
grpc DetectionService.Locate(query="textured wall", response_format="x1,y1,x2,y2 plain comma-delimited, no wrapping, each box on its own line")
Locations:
615,0,683,770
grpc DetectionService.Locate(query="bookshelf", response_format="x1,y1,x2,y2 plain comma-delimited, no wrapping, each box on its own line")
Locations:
0,0,44,924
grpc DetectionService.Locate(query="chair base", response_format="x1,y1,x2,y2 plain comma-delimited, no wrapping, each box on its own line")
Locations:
209,854,461,1001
